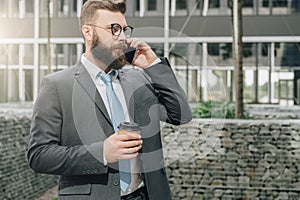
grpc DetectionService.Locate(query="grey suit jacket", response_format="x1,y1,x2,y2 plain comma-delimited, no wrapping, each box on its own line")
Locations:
27,58,192,200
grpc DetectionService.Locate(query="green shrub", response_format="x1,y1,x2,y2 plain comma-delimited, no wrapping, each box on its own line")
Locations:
192,101,252,119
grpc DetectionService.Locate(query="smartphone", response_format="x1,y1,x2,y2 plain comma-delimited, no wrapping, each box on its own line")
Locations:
124,47,136,64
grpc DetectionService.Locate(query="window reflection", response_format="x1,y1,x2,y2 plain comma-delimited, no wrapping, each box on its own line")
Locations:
0,45,8,65
8,45,19,65
0,0,7,17
58,0,70,17
24,45,34,65
25,0,34,17
127,0,299,16
207,43,233,67
10,0,19,18
243,43,255,66
148,0,157,11
279,43,300,67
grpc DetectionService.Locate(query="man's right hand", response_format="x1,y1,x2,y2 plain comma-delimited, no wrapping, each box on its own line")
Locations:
103,132,143,163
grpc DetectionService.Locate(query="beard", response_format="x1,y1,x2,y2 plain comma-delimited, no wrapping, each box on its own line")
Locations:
91,31,127,70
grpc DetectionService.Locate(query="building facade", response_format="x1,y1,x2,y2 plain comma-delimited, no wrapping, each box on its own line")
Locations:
0,0,299,104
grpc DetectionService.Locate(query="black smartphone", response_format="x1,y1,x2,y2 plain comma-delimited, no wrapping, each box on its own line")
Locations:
124,47,136,64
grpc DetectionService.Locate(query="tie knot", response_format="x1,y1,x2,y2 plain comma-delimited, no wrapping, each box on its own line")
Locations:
99,70,115,85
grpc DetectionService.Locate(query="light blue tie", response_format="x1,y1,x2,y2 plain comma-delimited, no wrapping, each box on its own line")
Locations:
100,70,131,192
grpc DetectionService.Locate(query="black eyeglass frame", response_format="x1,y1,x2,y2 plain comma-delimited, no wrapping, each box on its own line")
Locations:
86,23,134,38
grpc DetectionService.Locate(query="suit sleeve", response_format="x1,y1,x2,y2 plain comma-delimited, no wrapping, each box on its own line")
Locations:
27,77,108,176
143,57,192,125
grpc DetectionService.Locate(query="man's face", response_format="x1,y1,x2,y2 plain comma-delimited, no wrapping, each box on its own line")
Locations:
90,9,128,70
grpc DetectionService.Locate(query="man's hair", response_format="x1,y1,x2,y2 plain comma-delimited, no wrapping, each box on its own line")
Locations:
80,0,126,29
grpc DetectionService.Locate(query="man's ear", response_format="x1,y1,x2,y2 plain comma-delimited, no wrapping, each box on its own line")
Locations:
81,25,93,41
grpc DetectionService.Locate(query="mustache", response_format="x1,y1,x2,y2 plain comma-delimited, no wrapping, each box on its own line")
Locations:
112,43,127,50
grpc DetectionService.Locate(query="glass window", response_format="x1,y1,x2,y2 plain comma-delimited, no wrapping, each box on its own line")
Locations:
8,45,19,65
0,45,8,65
207,43,220,56
207,0,230,16
259,0,271,15
40,0,52,18
174,0,187,16
148,0,157,11
10,0,20,18
242,0,255,15
170,43,188,66
176,0,187,9
261,43,269,57
243,43,255,66
24,69,33,101
259,43,269,66
136,0,140,11
272,0,290,14
273,0,288,7
0,0,7,17
55,44,65,66
0,69,7,102
262,0,269,7
58,0,70,17
149,43,164,57
71,0,77,17
209,0,220,8
243,0,253,7
39,44,48,66
291,0,300,13
258,69,270,103
24,45,34,65
207,43,232,67
68,44,78,66
275,42,300,67
25,0,34,17
220,43,232,66
243,69,255,102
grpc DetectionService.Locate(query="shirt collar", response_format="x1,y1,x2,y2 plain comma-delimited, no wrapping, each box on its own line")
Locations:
81,54,118,81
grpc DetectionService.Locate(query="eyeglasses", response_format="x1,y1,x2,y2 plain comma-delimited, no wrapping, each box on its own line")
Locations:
87,23,134,38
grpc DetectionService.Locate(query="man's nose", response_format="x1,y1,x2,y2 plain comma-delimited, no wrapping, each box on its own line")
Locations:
118,30,127,41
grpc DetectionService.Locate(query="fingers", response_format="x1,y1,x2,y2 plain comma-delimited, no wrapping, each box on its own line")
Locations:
118,139,143,148
120,152,139,160
103,132,143,163
127,39,151,51
122,145,142,155
118,132,141,140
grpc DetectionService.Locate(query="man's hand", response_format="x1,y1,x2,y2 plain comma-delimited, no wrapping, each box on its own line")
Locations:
127,39,158,68
103,132,143,163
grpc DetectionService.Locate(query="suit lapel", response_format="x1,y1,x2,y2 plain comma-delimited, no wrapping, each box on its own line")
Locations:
74,63,112,127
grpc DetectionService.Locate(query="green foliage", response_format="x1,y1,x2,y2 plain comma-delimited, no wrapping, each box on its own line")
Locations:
51,197,58,200
192,101,253,119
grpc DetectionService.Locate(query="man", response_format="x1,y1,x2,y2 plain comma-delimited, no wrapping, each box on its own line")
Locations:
27,0,192,199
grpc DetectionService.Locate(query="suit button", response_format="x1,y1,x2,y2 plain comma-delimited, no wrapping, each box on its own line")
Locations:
113,180,119,186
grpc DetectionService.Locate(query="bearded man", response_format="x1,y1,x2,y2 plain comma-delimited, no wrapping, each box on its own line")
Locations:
27,1,192,199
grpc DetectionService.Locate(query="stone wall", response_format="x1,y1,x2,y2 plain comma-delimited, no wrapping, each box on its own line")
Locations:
162,119,300,199
1,104,300,199
0,113,57,200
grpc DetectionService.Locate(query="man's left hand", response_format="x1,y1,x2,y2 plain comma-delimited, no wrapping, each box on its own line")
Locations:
127,39,158,68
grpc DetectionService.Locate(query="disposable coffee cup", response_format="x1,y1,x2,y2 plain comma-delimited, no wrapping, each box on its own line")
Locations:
118,122,141,135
